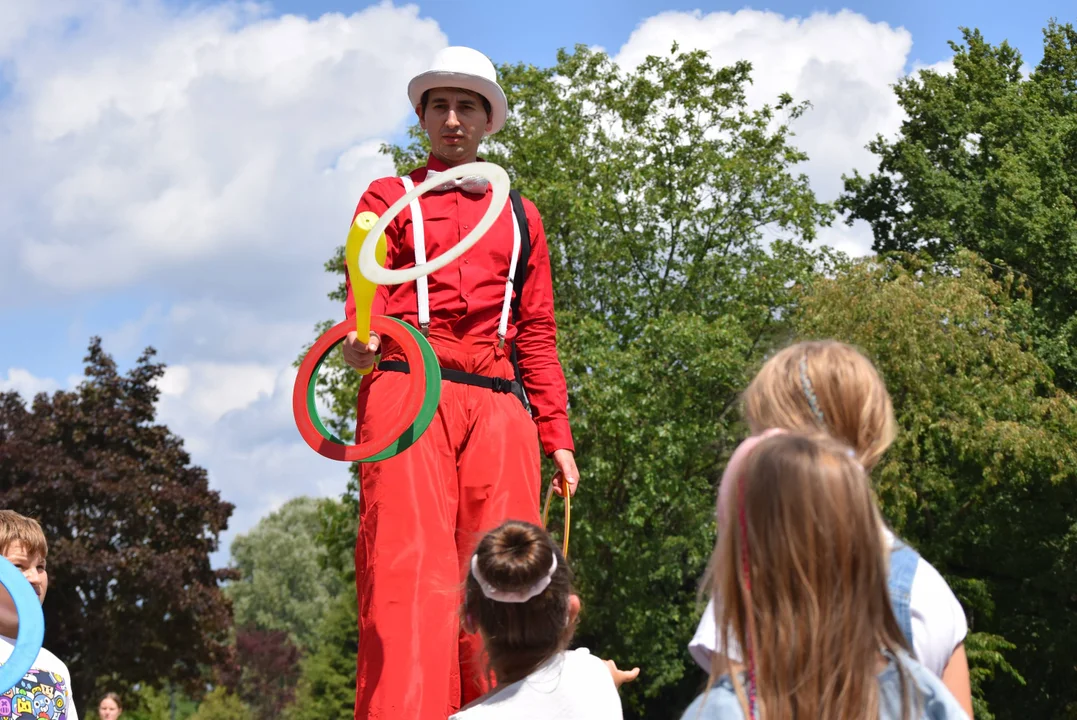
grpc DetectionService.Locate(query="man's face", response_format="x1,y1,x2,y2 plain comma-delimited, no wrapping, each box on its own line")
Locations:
2,542,48,606
418,87,492,166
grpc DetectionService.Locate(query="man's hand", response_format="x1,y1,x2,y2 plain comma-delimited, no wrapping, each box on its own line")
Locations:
342,331,381,371
550,448,579,497
604,659,640,688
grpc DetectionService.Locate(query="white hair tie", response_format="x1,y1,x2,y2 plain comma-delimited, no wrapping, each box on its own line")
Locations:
470,553,557,603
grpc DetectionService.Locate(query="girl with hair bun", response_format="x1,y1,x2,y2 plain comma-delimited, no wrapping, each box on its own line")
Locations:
451,520,638,719
681,433,967,720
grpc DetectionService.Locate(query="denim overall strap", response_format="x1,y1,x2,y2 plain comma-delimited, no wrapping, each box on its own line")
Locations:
888,541,919,652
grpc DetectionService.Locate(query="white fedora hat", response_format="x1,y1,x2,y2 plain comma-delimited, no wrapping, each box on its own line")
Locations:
408,46,508,135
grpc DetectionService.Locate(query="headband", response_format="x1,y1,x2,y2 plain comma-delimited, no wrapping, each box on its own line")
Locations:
716,428,787,524
798,354,826,426
470,553,557,604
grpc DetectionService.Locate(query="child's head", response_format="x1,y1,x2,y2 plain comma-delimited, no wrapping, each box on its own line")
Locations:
464,520,577,684
98,692,123,719
712,433,909,718
742,340,896,471
0,510,48,605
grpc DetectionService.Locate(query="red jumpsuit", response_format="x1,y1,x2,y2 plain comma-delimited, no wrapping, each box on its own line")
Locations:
344,155,574,719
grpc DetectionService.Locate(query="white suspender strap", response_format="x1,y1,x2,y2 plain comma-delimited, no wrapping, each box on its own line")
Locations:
401,174,521,344
399,175,430,335
497,207,523,348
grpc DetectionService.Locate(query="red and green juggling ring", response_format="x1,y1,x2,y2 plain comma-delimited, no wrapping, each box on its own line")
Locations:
293,316,441,462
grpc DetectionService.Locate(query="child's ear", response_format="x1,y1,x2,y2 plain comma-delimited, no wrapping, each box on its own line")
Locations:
463,612,477,634
567,594,581,626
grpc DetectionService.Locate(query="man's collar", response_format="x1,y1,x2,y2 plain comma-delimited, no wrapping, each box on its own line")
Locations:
422,155,490,195
424,154,485,174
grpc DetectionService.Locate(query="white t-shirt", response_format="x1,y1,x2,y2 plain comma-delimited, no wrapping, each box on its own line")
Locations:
688,532,968,678
450,648,623,720
0,636,78,720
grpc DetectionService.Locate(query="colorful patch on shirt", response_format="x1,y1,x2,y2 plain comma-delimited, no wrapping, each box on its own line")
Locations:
0,669,69,719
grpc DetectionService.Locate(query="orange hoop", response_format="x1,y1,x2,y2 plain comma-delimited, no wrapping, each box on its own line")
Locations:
542,484,571,558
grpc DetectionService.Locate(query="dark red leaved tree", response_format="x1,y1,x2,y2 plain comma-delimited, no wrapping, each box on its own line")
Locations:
0,338,235,709
218,626,301,719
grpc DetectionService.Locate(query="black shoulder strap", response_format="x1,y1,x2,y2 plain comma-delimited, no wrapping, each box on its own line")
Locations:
507,189,533,415
509,189,530,322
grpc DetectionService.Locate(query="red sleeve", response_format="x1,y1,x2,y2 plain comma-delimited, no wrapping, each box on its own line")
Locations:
344,179,396,321
514,201,574,456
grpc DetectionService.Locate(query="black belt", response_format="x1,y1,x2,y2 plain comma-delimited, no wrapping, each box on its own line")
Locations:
378,361,529,411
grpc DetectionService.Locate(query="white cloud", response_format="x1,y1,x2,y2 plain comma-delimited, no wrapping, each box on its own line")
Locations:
158,362,278,430
150,298,320,366
614,9,920,256
153,359,346,563
0,0,443,302
0,368,84,399
0,0,443,563
101,303,166,358
0,369,60,398
912,57,956,77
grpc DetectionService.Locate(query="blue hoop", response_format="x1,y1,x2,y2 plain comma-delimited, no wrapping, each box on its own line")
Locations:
0,557,44,694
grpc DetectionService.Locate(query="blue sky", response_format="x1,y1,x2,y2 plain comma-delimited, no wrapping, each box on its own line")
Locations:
0,0,1066,561
271,0,1066,69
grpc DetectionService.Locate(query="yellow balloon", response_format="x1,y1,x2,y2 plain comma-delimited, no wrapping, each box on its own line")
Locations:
345,211,387,376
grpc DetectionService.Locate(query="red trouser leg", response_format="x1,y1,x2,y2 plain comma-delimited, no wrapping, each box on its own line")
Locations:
455,372,542,702
354,333,542,720
354,366,460,720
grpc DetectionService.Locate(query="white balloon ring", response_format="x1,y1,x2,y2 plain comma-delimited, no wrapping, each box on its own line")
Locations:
358,161,511,286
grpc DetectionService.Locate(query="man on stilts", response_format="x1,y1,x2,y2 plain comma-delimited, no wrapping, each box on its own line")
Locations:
341,46,579,719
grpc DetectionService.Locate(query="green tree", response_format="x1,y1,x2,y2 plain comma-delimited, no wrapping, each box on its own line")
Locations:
796,250,1077,719
839,22,1077,390
122,685,197,720
285,586,359,720
226,496,347,650
313,485,359,584
188,687,253,720
305,45,833,717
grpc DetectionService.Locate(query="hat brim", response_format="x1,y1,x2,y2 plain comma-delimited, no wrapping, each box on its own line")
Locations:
407,71,507,135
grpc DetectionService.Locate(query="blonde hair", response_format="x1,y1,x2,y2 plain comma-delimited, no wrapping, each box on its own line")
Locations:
713,433,912,720
0,511,48,560
742,340,896,471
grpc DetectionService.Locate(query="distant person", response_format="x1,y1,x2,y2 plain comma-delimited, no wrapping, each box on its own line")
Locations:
688,341,973,716
97,693,122,719
681,433,968,720
0,509,78,719
450,521,638,720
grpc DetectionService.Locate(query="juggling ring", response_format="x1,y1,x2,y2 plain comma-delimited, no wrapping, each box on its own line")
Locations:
293,316,441,462
542,484,571,558
358,161,511,286
295,163,509,461
0,557,45,693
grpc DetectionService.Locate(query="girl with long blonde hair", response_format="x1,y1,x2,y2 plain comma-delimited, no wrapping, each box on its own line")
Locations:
680,433,967,720
688,341,973,716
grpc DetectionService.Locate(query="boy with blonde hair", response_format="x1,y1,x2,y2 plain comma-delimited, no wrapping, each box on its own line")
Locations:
0,510,78,719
